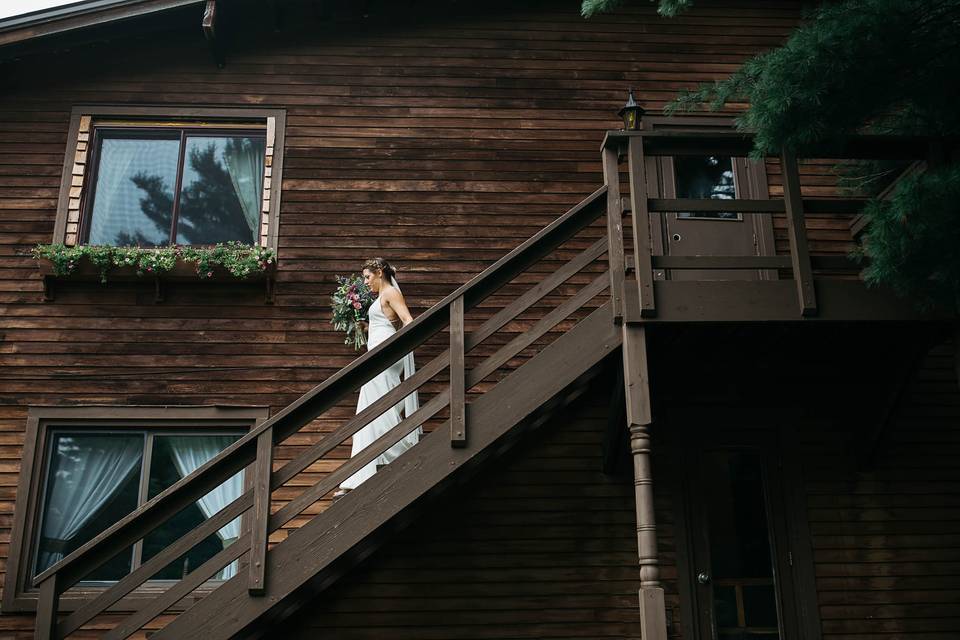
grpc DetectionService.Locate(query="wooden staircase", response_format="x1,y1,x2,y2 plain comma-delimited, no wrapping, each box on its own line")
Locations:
33,186,617,640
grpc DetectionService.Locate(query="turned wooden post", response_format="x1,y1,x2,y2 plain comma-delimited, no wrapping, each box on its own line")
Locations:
622,323,667,639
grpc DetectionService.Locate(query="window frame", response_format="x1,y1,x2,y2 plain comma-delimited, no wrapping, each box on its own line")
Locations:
3,405,270,613
53,106,286,252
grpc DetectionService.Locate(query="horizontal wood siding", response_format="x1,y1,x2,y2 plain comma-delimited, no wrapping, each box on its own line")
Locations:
802,341,960,640
0,0,815,634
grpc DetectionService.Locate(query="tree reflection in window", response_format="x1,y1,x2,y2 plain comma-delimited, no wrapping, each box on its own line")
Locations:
675,155,739,220
86,131,265,247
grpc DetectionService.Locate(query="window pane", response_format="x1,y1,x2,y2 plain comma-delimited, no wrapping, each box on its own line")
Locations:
35,433,143,581
743,584,779,628
675,155,739,220
176,136,265,245
704,450,774,580
143,434,242,580
87,137,181,246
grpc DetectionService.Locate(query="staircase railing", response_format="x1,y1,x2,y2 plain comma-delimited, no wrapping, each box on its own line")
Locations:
34,186,611,640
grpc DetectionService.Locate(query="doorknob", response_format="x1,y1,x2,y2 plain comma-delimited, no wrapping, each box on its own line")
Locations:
672,233,682,242
697,571,711,585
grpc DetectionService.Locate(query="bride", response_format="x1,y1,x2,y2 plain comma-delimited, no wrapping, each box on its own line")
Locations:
335,258,421,498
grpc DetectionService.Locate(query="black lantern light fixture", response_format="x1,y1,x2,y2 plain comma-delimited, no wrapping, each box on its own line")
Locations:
618,88,645,131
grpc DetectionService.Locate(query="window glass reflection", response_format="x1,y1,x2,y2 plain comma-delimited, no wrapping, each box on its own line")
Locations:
675,155,739,220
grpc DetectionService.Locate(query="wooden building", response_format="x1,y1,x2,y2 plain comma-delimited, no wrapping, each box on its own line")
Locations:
0,1,957,638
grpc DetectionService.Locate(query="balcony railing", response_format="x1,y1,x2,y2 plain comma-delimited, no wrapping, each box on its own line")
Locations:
601,127,945,323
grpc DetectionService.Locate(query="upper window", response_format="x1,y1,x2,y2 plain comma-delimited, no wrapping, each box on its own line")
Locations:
53,107,285,251
85,128,266,247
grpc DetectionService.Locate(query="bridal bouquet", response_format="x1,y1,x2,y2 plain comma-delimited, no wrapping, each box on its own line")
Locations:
331,275,374,351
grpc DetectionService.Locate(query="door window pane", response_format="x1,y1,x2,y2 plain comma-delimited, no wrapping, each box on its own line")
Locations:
87,137,181,246
143,435,242,580
35,433,144,580
675,155,739,220
704,449,780,637
176,136,265,245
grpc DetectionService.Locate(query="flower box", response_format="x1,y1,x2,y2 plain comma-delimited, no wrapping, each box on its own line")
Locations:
36,255,277,304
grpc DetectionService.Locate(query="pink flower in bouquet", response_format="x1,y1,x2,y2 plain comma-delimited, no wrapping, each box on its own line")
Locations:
353,301,362,309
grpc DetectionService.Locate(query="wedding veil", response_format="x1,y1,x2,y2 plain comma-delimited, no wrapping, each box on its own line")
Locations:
390,275,419,419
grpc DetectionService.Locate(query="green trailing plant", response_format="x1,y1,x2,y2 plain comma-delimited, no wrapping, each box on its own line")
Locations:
31,242,276,283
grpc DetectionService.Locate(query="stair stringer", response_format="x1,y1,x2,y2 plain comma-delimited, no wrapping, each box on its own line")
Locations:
153,301,621,640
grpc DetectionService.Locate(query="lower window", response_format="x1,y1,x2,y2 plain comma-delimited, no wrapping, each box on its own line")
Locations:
36,431,243,582
3,406,269,611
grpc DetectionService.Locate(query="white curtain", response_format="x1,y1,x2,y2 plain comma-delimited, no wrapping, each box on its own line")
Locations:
88,138,179,246
223,138,265,242
166,436,243,580
38,435,143,572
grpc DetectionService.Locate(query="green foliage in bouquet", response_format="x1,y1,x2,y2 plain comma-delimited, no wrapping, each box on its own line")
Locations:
330,275,374,351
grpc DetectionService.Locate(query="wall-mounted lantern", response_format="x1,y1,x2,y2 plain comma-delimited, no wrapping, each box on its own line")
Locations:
618,89,645,131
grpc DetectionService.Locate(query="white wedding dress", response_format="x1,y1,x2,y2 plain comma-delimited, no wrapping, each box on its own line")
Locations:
340,293,421,490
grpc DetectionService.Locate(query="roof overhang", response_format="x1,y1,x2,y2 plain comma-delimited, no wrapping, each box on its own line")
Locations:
0,0,204,48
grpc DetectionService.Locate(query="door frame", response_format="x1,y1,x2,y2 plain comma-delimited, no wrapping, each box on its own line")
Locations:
641,116,777,281
662,418,821,640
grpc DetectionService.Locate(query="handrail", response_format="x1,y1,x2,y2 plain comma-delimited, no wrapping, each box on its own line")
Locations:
34,185,609,639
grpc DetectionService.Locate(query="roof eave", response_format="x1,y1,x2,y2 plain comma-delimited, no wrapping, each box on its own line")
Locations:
0,0,203,48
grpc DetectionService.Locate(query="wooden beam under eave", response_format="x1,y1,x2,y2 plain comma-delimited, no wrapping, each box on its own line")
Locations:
202,0,225,68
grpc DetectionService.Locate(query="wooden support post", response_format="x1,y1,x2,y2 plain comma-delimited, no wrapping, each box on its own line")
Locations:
621,324,667,640
780,150,817,316
602,146,626,324
627,138,656,318
954,326,960,393
35,573,60,640
248,426,273,595
202,0,226,68
450,296,467,447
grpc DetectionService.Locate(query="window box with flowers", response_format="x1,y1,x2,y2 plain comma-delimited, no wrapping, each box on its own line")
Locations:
36,106,286,302
34,242,278,303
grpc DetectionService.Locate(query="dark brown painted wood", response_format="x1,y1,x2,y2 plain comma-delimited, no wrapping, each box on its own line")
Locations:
780,150,817,316
627,137,656,317
603,146,626,323
450,296,466,447
3,3,955,638
249,425,273,595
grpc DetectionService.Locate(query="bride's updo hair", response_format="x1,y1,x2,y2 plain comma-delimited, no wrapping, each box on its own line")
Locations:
362,257,396,281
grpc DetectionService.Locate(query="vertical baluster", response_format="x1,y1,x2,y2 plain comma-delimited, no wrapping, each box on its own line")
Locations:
602,146,626,323
450,296,466,447
248,425,273,595
35,573,61,640
780,149,817,316
627,137,656,317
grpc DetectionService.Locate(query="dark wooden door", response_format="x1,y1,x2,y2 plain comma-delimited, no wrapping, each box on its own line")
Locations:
641,117,775,281
685,435,799,640
659,154,772,281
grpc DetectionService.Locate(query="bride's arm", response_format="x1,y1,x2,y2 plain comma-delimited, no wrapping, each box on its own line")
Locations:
382,288,414,326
